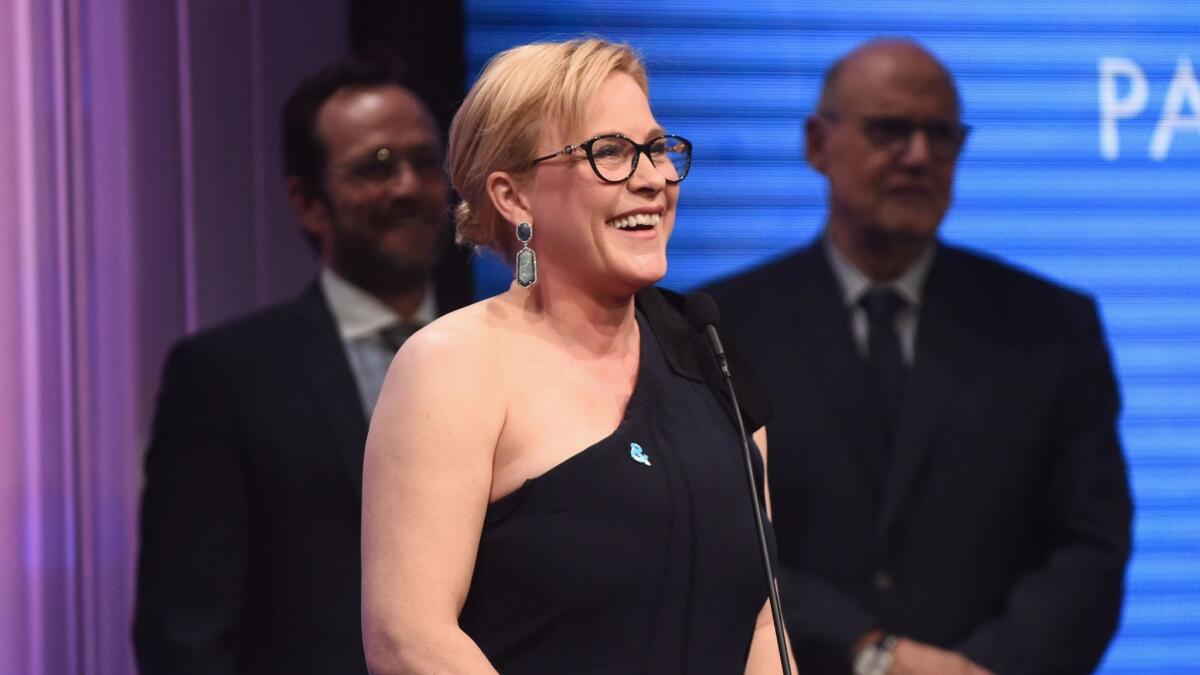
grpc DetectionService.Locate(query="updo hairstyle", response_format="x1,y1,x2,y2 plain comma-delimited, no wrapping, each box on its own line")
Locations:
447,38,648,258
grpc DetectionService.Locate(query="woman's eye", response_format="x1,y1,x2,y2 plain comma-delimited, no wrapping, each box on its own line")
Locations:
593,144,623,159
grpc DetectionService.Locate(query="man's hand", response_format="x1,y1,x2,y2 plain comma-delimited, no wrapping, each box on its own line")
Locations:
889,638,993,675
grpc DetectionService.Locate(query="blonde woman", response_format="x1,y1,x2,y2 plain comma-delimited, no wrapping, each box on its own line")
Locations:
362,38,788,674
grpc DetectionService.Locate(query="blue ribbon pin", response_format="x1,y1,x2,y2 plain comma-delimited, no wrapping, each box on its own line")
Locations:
629,442,651,466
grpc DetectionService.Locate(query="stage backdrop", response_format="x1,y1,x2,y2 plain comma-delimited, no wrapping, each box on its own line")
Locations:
465,2,1200,671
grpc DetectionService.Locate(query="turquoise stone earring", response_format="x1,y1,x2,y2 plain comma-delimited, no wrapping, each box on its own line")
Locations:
515,221,537,287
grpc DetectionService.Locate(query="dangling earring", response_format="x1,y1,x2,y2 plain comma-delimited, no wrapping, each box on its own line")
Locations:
515,221,537,287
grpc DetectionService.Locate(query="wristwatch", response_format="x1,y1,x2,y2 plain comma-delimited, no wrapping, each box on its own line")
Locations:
853,634,899,675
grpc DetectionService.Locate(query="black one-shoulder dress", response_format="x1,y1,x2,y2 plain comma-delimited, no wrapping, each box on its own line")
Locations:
458,289,776,674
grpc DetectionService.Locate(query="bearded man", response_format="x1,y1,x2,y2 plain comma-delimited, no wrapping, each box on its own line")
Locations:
133,52,472,675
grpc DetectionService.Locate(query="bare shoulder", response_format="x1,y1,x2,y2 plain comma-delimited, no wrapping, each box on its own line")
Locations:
376,295,518,434
392,297,508,378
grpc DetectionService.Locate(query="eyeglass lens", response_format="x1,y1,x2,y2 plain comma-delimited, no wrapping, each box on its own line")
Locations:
344,146,443,184
587,135,692,183
861,117,966,158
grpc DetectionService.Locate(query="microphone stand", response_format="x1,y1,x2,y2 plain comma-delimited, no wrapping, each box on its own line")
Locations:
702,323,793,675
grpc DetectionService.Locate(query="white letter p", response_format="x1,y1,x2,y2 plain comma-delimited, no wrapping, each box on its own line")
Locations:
1098,57,1148,160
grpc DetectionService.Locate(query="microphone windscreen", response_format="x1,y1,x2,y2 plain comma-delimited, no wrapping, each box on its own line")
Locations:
684,292,721,331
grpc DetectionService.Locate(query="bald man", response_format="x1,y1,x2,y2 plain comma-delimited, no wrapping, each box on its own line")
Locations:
707,39,1131,675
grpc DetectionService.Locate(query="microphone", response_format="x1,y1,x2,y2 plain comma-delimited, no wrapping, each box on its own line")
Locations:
684,292,792,675
684,292,730,377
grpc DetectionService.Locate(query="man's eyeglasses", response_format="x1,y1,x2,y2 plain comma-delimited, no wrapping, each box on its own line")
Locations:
821,113,971,160
332,146,444,185
530,134,693,184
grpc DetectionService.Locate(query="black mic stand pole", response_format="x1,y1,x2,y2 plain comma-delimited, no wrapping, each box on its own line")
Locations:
701,321,793,675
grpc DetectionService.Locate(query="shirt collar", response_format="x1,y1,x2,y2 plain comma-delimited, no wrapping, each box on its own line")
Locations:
319,267,436,341
822,231,936,309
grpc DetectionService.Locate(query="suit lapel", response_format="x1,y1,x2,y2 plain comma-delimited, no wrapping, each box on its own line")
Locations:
878,250,960,534
289,283,370,500
792,244,890,484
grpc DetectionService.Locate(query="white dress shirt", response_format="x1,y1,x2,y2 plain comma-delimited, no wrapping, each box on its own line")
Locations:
823,235,935,367
320,267,436,417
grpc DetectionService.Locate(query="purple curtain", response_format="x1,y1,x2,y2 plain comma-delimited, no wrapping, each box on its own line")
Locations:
0,0,346,672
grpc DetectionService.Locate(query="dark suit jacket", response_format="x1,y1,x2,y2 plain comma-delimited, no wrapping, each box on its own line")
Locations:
133,280,471,675
705,240,1132,675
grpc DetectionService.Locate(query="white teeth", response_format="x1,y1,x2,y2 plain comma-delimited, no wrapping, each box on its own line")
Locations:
607,213,661,229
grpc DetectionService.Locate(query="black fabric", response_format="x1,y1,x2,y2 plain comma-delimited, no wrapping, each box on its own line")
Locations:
636,286,773,432
134,279,472,675
705,240,1132,675
458,300,775,674
861,288,907,446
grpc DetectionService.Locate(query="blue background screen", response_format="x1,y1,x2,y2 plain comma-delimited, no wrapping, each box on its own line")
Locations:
465,3,1200,670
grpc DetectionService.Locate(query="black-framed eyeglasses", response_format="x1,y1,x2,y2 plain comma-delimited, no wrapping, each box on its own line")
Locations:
530,133,693,184
330,145,445,185
821,113,971,160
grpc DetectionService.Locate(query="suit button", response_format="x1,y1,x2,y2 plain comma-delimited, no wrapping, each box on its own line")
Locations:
873,571,894,591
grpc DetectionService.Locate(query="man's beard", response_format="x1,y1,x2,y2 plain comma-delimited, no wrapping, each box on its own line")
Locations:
327,201,446,298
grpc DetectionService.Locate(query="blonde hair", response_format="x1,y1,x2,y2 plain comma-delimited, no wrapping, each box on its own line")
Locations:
448,38,648,254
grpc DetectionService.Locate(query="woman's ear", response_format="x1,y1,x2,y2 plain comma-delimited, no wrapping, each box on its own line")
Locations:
486,170,532,228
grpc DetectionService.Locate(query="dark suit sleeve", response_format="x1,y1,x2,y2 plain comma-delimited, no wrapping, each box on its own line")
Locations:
134,340,249,675
781,568,879,669
956,297,1133,674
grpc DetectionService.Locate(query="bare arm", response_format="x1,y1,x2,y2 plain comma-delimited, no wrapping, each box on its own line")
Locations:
747,599,797,675
361,324,505,675
754,427,773,520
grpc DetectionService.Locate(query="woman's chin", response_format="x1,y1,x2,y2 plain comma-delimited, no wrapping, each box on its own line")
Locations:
615,257,668,291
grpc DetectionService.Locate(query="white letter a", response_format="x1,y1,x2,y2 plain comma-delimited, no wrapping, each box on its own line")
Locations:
1150,57,1200,161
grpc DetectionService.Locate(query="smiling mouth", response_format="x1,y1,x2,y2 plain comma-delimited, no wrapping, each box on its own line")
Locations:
606,212,661,231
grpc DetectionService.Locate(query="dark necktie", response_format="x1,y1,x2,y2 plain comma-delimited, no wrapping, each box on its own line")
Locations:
861,288,907,442
379,321,423,353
